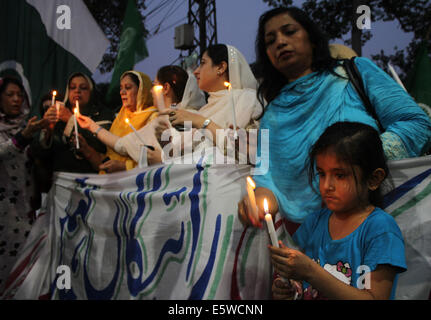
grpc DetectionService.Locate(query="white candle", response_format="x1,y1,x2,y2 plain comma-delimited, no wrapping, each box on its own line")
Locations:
153,85,166,112
138,145,148,168
125,118,146,145
75,100,80,115
246,176,259,222
51,90,57,107
55,101,60,120
224,82,237,138
73,108,80,149
264,198,279,248
388,63,407,92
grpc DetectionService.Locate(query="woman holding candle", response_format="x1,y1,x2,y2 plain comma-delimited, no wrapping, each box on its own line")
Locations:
76,71,157,173
31,72,114,174
238,7,431,229
0,77,50,291
157,44,262,158
77,66,205,167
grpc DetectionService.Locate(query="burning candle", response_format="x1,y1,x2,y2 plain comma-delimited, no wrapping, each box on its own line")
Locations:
264,198,279,248
246,176,259,223
224,81,237,138
125,118,146,145
51,90,57,107
75,100,80,115
153,85,166,112
73,108,80,149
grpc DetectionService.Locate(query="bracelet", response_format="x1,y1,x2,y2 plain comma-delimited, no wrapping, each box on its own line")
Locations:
201,118,211,129
93,126,103,137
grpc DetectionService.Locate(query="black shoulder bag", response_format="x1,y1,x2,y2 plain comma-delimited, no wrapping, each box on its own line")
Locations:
343,57,385,133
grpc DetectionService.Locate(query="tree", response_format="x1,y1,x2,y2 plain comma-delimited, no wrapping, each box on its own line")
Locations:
83,0,148,73
262,0,431,81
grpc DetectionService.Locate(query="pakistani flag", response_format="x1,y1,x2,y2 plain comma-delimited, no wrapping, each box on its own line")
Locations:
106,0,149,105
0,0,109,116
406,42,431,119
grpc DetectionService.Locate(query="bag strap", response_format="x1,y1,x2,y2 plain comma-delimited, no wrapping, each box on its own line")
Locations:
343,57,385,132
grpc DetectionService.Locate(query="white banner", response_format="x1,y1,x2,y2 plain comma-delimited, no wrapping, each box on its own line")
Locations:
2,151,272,299
2,153,430,300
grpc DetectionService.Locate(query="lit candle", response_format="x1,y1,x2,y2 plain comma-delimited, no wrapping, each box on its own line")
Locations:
51,90,57,107
75,100,80,116
153,85,166,112
246,176,259,223
264,198,279,248
73,108,80,149
125,118,146,145
224,81,237,139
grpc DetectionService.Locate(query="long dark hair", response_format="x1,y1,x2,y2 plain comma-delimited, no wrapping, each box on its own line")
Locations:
157,65,189,103
255,7,338,113
308,122,390,208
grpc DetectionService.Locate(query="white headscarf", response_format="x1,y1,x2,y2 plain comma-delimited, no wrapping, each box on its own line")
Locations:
114,45,262,163
227,45,258,90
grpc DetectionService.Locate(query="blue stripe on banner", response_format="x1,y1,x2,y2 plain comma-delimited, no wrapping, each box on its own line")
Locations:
81,198,123,300
163,187,187,206
383,168,431,209
186,157,204,281
132,222,185,295
188,214,221,300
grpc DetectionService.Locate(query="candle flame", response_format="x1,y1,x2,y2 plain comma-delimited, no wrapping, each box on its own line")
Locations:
246,176,256,189
74,107,78,114
153,85,163,92
125,118,130,124
52,90,57,96
224,81,231,89
263,198,269,214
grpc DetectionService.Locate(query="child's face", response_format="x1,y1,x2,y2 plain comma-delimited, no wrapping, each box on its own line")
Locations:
316,151,369,215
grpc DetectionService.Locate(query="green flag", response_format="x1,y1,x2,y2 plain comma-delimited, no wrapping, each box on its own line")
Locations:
406,42,431,117
0,0,109,117
106,0,149,105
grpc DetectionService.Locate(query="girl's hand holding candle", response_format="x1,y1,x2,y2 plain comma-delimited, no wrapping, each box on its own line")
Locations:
264,198,279,248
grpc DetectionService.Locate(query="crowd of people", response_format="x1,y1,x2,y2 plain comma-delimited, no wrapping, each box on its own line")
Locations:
1,6,430,299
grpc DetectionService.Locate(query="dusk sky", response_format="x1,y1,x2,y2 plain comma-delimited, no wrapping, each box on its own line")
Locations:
94,0,413,83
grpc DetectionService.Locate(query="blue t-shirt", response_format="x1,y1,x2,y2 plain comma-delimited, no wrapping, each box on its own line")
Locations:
293,207,407,300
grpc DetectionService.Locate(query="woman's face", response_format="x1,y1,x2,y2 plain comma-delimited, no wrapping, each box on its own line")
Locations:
264,12,314,81
120,75,139,111
193,51,224,92
1,83,24,117
68,76,91,107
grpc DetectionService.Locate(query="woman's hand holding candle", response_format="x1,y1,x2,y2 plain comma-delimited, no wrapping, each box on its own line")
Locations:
237,186,278,228
76,114,97,132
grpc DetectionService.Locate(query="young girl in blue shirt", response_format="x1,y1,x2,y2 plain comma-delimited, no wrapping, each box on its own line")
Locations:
269,122,407,300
